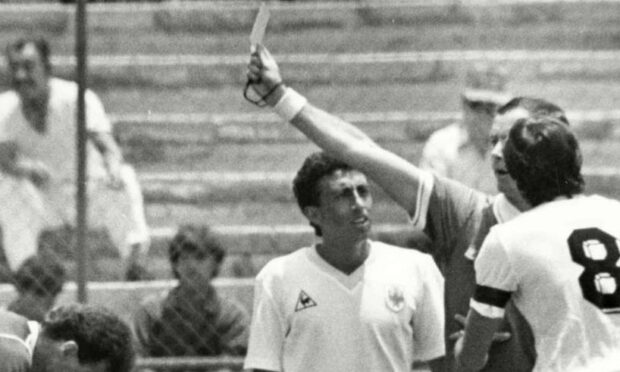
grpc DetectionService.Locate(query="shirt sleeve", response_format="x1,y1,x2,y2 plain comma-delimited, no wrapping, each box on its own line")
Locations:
418,174,488,259
472,228,518,318
0,338,30,372
217,298,250,356
407,169,434,230
244,271,286,372
85,89,112,133
412,254,446,361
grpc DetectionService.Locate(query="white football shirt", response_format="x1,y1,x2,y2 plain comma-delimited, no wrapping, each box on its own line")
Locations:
244,240,445,372
473,195,620,372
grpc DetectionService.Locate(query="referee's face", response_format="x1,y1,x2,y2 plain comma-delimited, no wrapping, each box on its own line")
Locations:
310,169,373,242
490,107,529,207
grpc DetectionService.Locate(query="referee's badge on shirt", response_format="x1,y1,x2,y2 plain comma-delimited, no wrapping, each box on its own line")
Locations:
385,286,405,312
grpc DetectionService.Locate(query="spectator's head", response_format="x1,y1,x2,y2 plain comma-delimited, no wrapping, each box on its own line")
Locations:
461,63,511,144
6,36,52,102
293,152,372,240
490,96,568,210
504,115,584,206
168,225,226,285
31,304,135,372
8,253,66,322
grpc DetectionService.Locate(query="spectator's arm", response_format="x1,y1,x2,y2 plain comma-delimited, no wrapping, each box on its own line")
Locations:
88,130,124,186
132,303,155,357
0,141,50,186
218,298,251,356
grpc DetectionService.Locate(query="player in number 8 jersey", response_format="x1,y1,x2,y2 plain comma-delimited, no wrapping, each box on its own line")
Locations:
455,116,620,371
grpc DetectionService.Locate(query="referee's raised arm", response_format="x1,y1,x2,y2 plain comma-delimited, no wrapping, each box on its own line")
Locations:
245,44,428,217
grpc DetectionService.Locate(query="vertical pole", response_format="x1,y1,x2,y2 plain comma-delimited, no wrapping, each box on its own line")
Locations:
75,0,88,304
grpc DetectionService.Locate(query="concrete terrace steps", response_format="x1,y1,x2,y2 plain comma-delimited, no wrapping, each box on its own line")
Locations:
2,50,620,89
2,1,620,46
114,109,620,147
137,168,620,206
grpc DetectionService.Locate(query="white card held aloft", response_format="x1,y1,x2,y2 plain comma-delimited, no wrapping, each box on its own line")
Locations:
250,4,270,52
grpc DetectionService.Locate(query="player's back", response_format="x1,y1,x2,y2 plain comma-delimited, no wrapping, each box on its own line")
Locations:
494,194,620,371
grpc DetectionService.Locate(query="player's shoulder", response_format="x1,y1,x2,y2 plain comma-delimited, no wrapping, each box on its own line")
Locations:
585,194,620,210
255,246,311,281
370,241,435,267
0,309,29,336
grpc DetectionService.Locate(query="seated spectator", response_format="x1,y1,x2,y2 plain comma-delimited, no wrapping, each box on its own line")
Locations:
133,224,249,357
7,252,66,322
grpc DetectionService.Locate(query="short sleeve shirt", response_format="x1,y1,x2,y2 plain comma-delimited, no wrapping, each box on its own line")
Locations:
244,241,445,372
474,195,620,371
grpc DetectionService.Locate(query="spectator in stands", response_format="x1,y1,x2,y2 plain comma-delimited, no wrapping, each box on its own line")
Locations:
420,63,511,194
244,151,445,372
133,224,249,358
0,304,135,372
7,253,66,322
0,36,151,281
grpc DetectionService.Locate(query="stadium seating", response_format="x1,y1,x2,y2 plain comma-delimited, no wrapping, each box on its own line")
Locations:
1,1,620,281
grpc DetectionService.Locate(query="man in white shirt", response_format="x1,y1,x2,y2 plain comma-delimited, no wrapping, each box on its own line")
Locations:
244,151,445,372
455,116,620,371
0,37,150,280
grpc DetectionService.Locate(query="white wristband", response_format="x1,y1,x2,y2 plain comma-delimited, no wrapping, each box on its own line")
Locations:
273,87,307,122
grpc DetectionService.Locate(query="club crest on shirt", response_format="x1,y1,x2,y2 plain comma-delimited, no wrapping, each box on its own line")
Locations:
295,290,317,312
385,286,405,312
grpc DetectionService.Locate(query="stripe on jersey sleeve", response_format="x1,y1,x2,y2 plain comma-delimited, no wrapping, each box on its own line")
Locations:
471,285,512,318
409,170,434,229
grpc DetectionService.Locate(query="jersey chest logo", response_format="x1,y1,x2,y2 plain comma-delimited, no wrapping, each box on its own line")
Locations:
386,286,405,312
295,290,317,312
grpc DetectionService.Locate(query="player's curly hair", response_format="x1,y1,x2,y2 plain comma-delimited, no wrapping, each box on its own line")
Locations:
42,304,135,372
168,224,226,279
293,151,354,236
503,115,584,207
